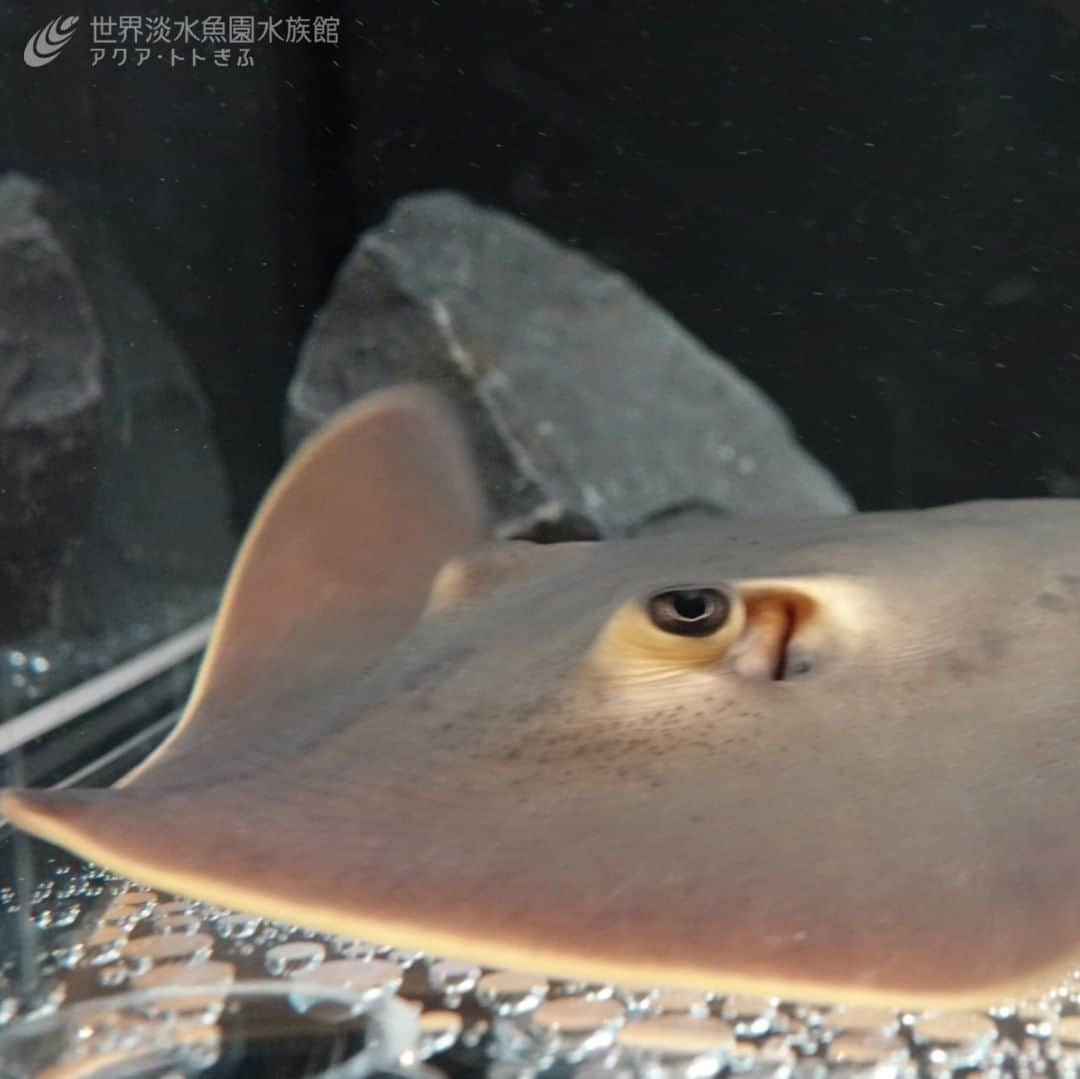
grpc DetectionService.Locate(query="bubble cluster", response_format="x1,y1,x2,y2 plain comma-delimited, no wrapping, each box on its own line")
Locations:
2,860,1079,1076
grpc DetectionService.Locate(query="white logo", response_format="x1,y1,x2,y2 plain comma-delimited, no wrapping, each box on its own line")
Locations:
24,16,79,67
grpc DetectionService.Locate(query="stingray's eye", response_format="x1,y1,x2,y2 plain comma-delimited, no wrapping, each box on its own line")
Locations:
590,584,748,675
647,588,730,637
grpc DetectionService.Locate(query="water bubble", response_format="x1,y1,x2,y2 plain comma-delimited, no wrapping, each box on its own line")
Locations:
28,654,50,674
33,899,79,931
288,958,402,1021
487,1016,540,1065
132,960,236,1023
414,1009,463,1059
97,964,129,988
912,1011,999,1071
109,889,159,907
428,959,481,1002
265,940,325,977
72,1007,152,1055
31,881,55,902
98,909,145,933
51,902,82,929
529,996,626,1061
611,986,660,1016
459,1016,490,1050
752,1034,800,1075
475,971,549,1017
86,931,128,967
388,946,425,968
1015,1000,1057,1041
72,1004,223,1071
49,933,86,970
122,931,214,971
151,914,202,935
617,1014,735,1075
155,900,197,916
1049,1015,1080,1076
649,987,715,1018
824,1003,902,1039
719,993,783,1038
329,935,377,959
216,912,260,939
7,650,26,669
826,1031,914,1078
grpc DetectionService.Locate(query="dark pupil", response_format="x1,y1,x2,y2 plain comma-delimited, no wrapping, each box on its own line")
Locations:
672,592,709,621
648,588,728,637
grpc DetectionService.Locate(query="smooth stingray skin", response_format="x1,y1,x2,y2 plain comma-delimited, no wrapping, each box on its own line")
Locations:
7,385,1080,1009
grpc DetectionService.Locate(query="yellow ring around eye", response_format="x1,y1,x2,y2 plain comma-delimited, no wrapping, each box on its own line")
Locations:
588,587,747,676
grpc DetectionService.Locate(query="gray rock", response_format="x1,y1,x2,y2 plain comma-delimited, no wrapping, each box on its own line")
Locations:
0,175,233,713
0,181,103,638
288,192,852,537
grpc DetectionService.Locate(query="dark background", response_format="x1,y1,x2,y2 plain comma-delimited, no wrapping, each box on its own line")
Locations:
3,0,1080,524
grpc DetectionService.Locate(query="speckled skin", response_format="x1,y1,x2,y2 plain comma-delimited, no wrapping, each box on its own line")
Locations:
7,388,1080,1008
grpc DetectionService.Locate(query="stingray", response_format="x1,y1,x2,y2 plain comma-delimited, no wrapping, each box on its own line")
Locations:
6,385,1080,1010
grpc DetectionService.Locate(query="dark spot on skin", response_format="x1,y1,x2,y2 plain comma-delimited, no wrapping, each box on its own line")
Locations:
1036,592,1070,613
978,629,1010,662
396,644,476,693
939,629,1015,681
1060,574,1080,595
943,651,976,679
